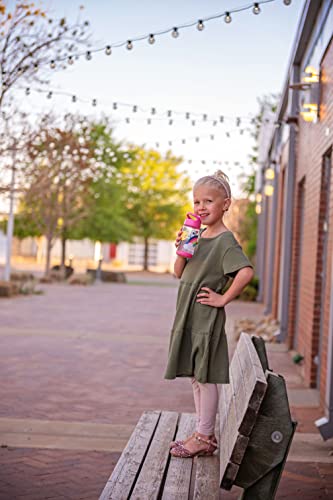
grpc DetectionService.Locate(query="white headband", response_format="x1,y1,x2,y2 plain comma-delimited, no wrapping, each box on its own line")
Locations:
209,175,231,198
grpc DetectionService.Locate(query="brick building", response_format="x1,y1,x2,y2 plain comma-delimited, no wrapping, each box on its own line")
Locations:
256,0,333,439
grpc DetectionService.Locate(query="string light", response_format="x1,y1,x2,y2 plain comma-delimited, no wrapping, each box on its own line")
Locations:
224,12,232,23
25,87,30,95
47,91,52,99
172,27,179,38
20,86,257,127
37,1,291,71
50,60,56,69
86,51,92,60
92,98,97,106
197,20,205,31
68,55,74,65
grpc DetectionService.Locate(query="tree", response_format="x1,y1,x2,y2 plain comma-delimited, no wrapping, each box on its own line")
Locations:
19,113,97,277
0,0,91,108
71,121,136,244
237,93,279,259
120,147,192,270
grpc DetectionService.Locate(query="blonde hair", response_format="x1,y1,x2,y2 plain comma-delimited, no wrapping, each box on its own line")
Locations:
193,170,231,199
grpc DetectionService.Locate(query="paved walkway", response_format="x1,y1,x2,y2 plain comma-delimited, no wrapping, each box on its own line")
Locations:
0,275,332,499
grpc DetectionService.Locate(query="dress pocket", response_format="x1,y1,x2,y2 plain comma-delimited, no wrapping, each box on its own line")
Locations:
190,300,218,335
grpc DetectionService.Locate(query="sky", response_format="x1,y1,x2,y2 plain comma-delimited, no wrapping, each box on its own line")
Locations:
5,0,305,202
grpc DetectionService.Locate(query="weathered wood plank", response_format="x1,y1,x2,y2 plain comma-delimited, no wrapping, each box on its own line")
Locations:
99,410,160,500
130,411,179,500
193,413,220,499
162,413,196,500
219,384,233,485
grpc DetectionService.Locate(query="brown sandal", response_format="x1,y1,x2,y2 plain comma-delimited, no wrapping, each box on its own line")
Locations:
170,434,218,458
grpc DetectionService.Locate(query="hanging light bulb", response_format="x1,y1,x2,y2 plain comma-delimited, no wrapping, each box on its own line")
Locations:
92,98,97,106
72,95,77,103
168,141,172,146
224,12,232,23
195,137,199,142
210,135,214,140
133,105,137,112
253,3,261,14
186,112,190,119
203,114,207,121
283,0,292,5
86,51,92,60
197,20,204,31
236,117,241,126
25,87,30,95
171,27,179,38
182,139,186,144
220,116,224,123
113,102,117,110
169,119,173,125
167,110,172,117
126,117,130,123
226,132,230,138
192,120,196,126
213,120,217,126
105,45,112,55
50,60,56,69
47,91,52,99
126,40,133,50
148,34,155,44
147,118,151,124
151,107,156,115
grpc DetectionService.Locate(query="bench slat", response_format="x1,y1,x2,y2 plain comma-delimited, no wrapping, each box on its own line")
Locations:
219,333,268,490
99,410,161,500
131,411,179,500
162,413,196,500
193,414,220,499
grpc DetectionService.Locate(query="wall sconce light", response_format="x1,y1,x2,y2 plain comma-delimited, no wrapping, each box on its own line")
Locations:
264,184,274,196
289,65,320,124
265,168,275,180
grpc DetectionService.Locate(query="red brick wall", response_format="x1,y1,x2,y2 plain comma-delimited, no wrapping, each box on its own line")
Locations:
286,38,333,402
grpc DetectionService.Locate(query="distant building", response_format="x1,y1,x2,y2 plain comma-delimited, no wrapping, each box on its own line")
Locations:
256,0,333,439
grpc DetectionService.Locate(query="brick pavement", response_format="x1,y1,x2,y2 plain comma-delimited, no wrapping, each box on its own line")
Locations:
0,276,332,499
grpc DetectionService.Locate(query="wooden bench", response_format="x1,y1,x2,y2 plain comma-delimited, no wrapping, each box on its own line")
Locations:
99,333,297,499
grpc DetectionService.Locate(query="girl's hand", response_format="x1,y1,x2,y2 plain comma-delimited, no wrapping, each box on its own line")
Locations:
196,287,225,308
175,229,183,248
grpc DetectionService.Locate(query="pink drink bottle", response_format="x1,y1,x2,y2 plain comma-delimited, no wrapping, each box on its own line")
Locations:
176,213,201,259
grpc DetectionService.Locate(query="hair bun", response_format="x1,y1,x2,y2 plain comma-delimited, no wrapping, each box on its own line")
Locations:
214,170,230,183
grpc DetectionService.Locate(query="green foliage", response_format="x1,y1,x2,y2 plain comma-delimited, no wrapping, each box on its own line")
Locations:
120,147,192,241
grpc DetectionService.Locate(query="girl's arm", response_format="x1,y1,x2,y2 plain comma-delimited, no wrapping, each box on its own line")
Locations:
174,255,187,279
219,266,254,306
173,229,187,279
197,266,254,306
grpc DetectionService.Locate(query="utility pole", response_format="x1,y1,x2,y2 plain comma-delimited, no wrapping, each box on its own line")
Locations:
4,154,15,281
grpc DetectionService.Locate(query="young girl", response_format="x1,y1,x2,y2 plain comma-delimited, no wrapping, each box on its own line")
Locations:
164,170,254,458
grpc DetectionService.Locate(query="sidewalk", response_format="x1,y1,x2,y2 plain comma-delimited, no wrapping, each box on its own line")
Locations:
0,277,332,499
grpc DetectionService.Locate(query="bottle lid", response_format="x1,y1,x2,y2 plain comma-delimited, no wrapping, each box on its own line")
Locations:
184,212,201,229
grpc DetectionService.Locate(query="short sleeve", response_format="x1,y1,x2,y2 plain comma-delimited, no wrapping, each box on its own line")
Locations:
222,244,254,278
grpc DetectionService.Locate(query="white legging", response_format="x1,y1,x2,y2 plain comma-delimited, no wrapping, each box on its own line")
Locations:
190,377,219,435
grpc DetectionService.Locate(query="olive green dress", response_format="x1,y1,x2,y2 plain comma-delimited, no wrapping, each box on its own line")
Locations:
164,230,254,384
